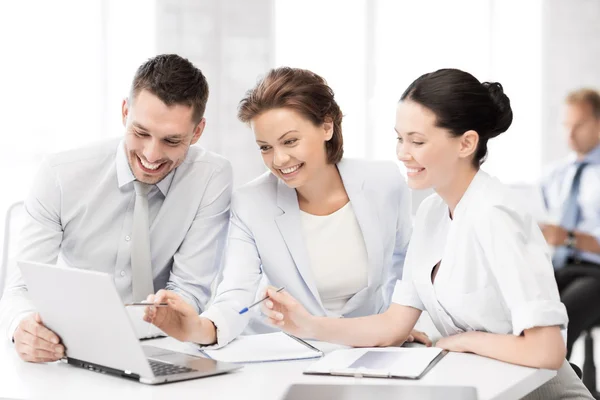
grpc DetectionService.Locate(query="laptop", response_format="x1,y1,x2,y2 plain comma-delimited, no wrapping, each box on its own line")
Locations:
18,260,241,384
282,384,478,400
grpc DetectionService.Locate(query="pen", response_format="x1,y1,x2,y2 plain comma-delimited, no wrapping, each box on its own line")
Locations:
238,286,285,314
283,332,323,354
125,302,169,307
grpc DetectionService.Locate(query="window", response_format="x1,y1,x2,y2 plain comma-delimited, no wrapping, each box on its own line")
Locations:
274,0,543,184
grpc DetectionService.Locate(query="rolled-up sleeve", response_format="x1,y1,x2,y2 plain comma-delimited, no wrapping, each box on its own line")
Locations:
392,246,425,311
476,205,568,336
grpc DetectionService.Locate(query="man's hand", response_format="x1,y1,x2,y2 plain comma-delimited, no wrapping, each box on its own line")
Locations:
143,290,212,344
13,313,64,363
540,224,568,247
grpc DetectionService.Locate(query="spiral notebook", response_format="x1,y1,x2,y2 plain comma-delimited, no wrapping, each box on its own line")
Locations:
304,347,447,379
198,332,326,363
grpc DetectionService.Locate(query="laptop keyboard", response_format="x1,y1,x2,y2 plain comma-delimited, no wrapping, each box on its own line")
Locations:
149,359,194,376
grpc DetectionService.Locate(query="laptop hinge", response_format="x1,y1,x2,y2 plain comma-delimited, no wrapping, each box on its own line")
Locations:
67,357,141,381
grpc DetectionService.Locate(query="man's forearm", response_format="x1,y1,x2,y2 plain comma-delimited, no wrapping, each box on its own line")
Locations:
574,231,600,254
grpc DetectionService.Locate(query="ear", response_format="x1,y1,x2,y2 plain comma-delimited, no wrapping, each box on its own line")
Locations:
190,118,206,145
458,130,479,160
323,117,334,141
121,98,129,127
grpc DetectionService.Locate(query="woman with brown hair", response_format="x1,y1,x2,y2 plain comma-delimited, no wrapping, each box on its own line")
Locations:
261,68,592,398
143,67,425,348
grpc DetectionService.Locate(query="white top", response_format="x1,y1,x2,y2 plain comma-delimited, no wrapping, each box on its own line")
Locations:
393,170,568,338
200,159,412,349
301,202,368,315
0,138,233,341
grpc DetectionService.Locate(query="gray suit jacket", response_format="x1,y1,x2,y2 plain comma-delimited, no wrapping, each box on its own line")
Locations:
201,158,412,347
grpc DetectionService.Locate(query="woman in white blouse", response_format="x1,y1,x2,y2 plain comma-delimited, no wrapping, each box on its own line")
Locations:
143,67,428,348
262,68,592,398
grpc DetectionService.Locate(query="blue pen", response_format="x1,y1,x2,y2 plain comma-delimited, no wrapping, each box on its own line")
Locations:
239,286,285,314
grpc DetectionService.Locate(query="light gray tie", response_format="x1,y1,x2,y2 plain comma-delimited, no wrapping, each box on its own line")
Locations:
131,181,154,301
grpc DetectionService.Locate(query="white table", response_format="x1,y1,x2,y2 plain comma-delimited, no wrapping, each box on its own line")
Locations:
0,337,555,400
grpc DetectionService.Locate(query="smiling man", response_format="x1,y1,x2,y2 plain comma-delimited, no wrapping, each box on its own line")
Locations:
0,54,233,363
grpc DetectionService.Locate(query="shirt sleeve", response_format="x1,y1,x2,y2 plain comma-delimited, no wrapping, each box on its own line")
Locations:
391,225,425,311
0,160,64,341
165,161,233,314
475,205,568,336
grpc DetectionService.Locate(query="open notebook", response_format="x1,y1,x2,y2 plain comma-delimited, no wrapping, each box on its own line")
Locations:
305,347,447,379
198,332,329,363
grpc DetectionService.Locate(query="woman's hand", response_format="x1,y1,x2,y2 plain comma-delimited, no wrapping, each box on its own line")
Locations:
261,286,318,339
436,332,473,353
407,329,432,347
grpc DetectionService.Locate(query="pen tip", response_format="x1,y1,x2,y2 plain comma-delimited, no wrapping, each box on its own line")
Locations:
239,308,248,315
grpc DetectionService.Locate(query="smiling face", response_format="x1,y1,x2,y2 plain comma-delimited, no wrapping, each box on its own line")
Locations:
395,100,478,191
122,89,205,184
251,108,333,189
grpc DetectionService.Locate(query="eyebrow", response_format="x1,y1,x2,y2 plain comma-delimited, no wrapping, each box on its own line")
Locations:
256,130,298,144
394,127,421,136
132,122,185,139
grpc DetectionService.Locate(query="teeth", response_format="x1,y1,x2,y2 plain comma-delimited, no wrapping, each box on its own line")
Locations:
407,168,423,173
139,157,163,170
281,164,301,174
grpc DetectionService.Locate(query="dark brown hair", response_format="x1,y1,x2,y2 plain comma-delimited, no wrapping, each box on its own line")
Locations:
566,88,600,119
238,67,344,164
131,54,209,123
401,68,512,167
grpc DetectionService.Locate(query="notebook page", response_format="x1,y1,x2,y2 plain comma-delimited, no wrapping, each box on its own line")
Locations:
201,332,323,363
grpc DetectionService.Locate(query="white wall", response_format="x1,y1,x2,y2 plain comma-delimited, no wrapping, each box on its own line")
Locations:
155,0,272,187
542,0,600,166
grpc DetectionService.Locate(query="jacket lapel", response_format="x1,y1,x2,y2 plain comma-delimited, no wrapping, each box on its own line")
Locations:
338,160,383,290
274,179,324,310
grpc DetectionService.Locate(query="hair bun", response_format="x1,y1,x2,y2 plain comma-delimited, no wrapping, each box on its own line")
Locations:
482,81,513,137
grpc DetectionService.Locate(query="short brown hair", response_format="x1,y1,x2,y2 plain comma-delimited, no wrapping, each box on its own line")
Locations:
238,67,344,164
566,88,600,119
131,54,209,123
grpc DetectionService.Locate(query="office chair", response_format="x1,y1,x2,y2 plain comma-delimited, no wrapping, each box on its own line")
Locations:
559,265,600,399
0,201,25,299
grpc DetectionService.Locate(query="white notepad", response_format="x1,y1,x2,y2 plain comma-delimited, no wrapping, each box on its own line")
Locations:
198,332,325,363
305,347,446,379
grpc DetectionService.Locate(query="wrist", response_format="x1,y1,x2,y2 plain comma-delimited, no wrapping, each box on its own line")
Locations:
309,315,325,340
461,331,481,352
190,317,216,345
564,230,576,249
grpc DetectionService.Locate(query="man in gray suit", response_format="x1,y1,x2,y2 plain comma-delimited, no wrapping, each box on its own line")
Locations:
0,54,232,363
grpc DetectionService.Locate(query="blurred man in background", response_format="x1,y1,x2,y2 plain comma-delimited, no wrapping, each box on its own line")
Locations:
541,88,600,358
